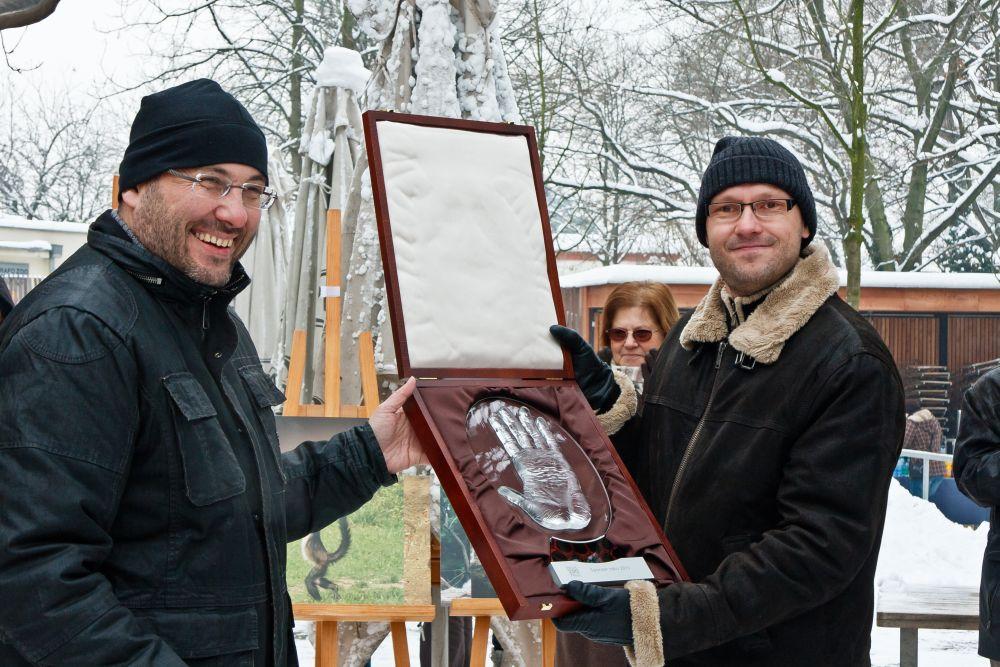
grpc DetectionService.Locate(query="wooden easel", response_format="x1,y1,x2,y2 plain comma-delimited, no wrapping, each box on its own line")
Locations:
293,603,437,667
283,209,380,418
293,475,434,667
449,599,557,667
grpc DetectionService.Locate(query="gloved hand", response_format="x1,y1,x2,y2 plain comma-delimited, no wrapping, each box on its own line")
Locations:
553,580,633,645
550,325,620,412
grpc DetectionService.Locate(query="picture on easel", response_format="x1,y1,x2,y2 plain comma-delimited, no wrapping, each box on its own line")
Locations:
285,477,428,606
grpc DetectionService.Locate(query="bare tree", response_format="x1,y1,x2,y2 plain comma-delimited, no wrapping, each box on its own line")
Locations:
116,0,371,178
501,0,706,265
0,81,123,221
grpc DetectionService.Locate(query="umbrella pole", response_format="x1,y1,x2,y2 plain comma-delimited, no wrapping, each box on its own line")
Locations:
324,209,343,417
111,175,119,209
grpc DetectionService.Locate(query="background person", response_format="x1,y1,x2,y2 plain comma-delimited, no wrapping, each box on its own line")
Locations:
0,275,12,323
953,367,1000,665
556,282,679,667
598,281,679,369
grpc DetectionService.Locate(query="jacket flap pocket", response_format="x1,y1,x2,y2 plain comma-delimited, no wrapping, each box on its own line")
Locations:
164,373,218,420
163,373,245,506
238,365,286,408
133,606,258,659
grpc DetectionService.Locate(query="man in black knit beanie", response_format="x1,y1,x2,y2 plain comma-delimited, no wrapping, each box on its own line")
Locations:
0,79,426,666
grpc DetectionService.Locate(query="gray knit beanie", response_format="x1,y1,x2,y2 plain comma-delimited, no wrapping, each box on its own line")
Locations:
695,136,816,248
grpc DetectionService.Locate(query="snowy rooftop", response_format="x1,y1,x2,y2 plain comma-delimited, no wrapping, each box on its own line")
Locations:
560,263,1000,290
0,240,53,251
0,214,89,234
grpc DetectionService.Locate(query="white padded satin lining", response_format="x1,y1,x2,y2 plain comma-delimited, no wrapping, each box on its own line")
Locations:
377,120,564,371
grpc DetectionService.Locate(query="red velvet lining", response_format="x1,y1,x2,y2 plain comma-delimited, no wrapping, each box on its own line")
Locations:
418,383,684,600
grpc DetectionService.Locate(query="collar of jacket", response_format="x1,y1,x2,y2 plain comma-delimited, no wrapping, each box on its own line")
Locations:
87,209,251,305
680,244,840,365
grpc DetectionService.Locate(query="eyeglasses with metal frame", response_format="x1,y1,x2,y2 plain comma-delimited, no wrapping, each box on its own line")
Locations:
706,198,796,222
168,169,278,210
607,327,661,343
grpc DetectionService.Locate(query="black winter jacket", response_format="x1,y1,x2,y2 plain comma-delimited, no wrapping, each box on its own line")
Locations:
0,211,395,666
615,247,904,666
954,368,1000,659
0,275,13,318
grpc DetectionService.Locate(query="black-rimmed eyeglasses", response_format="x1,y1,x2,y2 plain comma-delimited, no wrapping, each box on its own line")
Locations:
707,198,796,222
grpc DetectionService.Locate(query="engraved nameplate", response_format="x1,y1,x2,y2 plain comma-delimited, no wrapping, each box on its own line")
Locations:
549,557,654,586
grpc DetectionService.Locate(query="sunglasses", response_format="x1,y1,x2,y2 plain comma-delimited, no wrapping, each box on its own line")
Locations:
607,327,661,343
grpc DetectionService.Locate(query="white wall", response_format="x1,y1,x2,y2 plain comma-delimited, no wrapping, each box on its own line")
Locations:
0,216,89,277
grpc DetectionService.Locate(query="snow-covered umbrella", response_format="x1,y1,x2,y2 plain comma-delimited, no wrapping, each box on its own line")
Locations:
276,46,369,405
337,0,521,407
333,2,536,664
233,149,291,377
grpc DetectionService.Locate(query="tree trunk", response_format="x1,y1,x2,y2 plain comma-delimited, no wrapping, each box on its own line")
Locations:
843,0,866,309
341,0,358,51
863,153,894,269
290,0,306,179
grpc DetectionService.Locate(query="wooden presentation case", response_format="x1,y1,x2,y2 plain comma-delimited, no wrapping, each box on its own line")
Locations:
362,110,686,620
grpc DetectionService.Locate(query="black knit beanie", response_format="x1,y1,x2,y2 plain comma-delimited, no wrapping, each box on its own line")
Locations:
695,136,816,248
118,79,268,193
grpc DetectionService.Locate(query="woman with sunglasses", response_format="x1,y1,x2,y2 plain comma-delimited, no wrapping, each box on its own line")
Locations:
599,281,680,373
556,280,678,667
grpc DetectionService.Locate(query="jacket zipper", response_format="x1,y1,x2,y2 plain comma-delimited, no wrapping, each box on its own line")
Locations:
125,269,163,286
202,297,211,331
664,339,727,530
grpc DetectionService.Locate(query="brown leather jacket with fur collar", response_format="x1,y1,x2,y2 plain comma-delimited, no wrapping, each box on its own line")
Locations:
615,246,905,666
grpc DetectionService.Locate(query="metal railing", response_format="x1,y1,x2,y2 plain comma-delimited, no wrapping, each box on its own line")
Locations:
0,275,44,303
899,448,953,500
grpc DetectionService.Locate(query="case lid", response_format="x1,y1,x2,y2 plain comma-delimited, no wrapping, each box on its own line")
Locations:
363,111,572,379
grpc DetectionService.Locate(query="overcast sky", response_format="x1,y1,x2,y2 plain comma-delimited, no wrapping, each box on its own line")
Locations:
2,1,149,97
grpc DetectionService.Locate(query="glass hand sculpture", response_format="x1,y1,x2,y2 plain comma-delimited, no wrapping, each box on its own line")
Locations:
488,405,592,531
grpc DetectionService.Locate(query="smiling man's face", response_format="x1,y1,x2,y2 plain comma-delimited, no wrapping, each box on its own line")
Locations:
706,183,809,296
121,163,261,287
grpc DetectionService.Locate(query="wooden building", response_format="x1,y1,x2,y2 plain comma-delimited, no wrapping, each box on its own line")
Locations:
561,265,1000,435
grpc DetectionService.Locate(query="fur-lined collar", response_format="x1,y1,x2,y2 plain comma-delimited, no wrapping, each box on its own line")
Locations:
680,245,840,364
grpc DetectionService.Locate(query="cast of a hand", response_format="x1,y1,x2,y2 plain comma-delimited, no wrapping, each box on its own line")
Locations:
489,405,591,531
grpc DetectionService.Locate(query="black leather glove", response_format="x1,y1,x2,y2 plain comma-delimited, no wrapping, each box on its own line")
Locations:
550,325,620,412
553,580,633,646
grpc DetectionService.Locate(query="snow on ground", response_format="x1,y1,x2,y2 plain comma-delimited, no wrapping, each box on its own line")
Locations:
870,479,989,665
297,480,991,666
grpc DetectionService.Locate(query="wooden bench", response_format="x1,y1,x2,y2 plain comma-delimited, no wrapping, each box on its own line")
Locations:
876,585,979,666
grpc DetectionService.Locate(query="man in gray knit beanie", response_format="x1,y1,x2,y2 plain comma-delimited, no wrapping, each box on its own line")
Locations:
553,135,903,667
693,135,817,296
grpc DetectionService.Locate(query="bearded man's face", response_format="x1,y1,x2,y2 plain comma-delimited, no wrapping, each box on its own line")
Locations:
126,164,262,288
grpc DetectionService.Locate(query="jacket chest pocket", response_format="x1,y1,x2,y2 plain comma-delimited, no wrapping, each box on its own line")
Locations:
164,373,246,506
238,365,287,484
